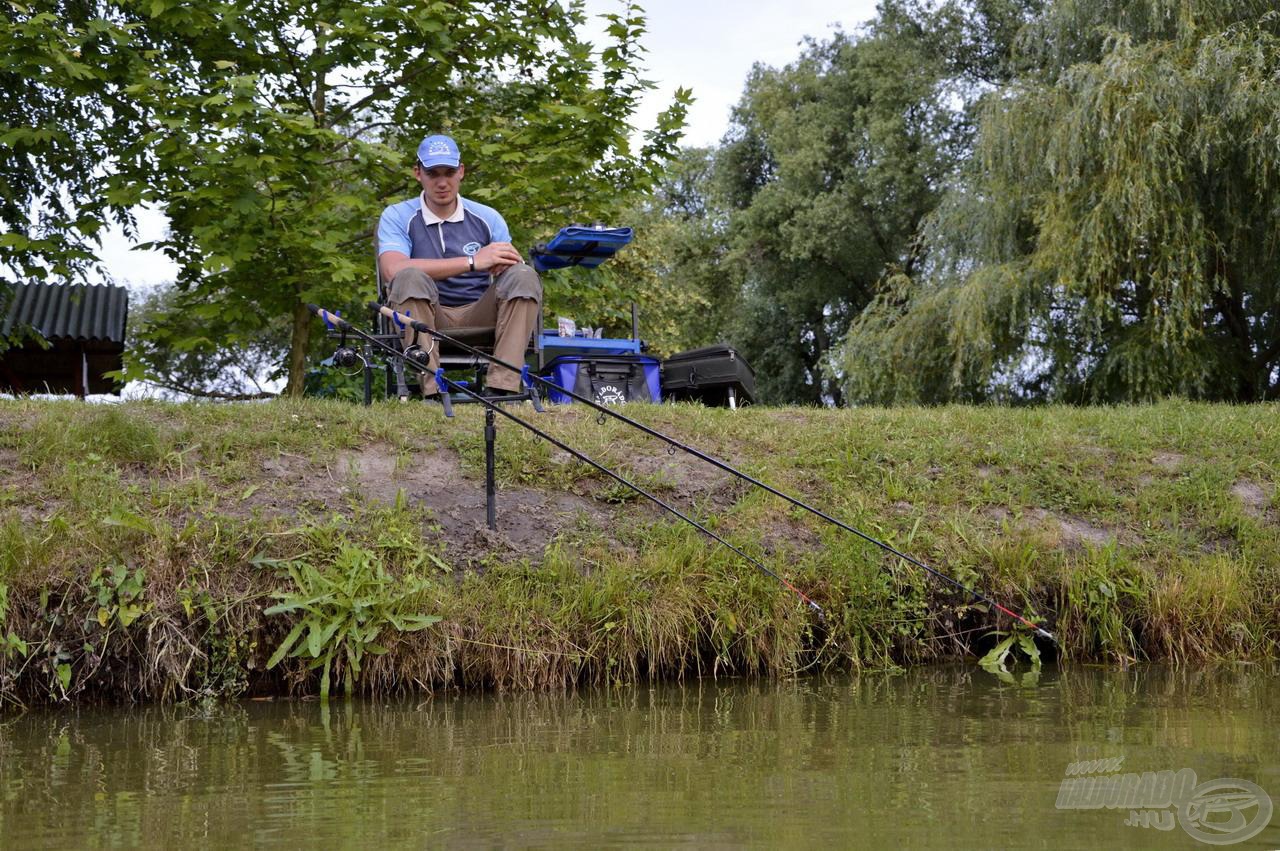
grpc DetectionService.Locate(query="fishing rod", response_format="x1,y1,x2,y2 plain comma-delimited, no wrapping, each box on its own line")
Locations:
307,303,825,619
371,303,1055,643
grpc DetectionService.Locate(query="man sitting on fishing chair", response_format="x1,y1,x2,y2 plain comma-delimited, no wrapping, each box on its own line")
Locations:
377,134,542,398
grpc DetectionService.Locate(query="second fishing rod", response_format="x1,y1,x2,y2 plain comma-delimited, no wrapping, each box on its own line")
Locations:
373,302,1055,642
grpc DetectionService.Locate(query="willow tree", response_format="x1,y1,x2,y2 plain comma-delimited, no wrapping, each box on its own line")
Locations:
710,0,1038,405
841,0,1280,403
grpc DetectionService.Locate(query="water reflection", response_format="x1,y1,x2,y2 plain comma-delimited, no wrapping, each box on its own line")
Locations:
1,666,1276,848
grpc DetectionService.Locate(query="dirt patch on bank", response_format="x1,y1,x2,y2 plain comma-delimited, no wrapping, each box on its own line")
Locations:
983,505,1129,549
1231,480,1271,519
382,441,775,565
0,446,48,523
612,449,754,512
1050,512,1121,548
759,513,823,556
347,443,622,567
224,451,350,519
1152,452,1186,471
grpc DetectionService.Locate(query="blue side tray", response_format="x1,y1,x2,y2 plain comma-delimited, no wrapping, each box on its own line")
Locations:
531,225,634,273
538,331,641,357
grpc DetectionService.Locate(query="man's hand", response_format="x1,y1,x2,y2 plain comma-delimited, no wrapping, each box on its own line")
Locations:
474,242,523,274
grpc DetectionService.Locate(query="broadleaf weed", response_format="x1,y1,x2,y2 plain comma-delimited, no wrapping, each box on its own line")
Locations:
258,544,441,699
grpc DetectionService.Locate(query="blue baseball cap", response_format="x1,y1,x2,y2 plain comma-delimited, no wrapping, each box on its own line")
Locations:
417,134,460,168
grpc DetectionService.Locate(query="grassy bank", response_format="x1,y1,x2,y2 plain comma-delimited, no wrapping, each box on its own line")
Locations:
0,398,1276,704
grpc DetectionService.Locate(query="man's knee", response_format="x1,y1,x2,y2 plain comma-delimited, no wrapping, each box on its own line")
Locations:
388,268,438,303
495,263,542,303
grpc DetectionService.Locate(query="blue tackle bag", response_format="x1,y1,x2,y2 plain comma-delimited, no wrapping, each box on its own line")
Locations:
542,355,661,405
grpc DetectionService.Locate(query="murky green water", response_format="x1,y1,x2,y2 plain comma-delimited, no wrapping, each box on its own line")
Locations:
1,666,1276,849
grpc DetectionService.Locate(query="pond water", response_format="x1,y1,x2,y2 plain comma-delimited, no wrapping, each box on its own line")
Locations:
1,665,1276,849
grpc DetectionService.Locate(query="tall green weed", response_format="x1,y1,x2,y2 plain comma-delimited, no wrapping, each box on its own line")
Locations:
256,545,441,699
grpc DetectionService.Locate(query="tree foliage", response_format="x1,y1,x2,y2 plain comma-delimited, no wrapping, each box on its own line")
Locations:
1,0,687,392
599,147,733,356
841,0,1280,403
704,0,1037,404
126,284,286,400
0,3,138,286
0,2,148,349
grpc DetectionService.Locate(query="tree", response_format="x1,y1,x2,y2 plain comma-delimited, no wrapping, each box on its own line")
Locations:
597,146,734,356
0,3,151,354
841,0,1280,403
711,0,1038,404
1,1,687,392
126,284,285,400
0,5,139,288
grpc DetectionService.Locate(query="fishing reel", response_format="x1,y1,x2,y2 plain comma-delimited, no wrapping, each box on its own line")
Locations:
403,327,434,367
404,344,431,367
333,346,360,368
331,327,363,369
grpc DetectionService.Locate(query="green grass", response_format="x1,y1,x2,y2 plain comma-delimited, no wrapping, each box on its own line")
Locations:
0,398,1276,704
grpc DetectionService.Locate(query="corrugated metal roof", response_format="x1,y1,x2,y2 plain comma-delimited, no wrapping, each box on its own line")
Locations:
1,282,129,343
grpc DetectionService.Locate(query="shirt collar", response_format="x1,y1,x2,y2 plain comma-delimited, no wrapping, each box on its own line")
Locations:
419,193,465,225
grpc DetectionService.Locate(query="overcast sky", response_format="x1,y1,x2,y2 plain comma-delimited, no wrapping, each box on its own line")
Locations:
98,0,878,289
580,0,876,147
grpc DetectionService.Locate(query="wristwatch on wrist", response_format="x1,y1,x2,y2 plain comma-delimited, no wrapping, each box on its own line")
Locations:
468,254,475,272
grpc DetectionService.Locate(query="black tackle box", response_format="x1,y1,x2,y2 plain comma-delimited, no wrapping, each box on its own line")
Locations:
661,344,755,408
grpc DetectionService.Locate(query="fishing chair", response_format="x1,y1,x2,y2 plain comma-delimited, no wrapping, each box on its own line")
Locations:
372,243,545,403
348,224,635,404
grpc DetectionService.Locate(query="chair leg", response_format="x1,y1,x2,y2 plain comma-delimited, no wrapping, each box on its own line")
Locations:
535,304,544,370
396,358,412,399
362,342,373,405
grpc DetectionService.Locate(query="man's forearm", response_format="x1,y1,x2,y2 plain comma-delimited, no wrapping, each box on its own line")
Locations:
380,252,473,283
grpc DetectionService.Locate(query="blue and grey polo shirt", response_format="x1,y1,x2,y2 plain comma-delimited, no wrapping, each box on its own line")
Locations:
377,194,511,306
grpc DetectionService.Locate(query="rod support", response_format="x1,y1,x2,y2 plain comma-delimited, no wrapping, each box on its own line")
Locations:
485,407,497,531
